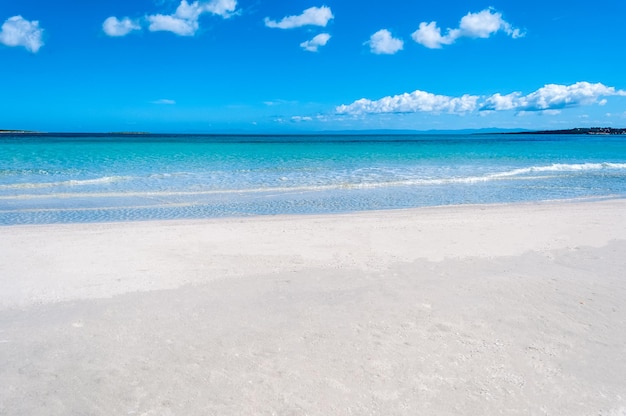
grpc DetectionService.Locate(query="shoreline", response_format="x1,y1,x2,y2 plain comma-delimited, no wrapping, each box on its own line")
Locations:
2,194,624,228
1,198,625,414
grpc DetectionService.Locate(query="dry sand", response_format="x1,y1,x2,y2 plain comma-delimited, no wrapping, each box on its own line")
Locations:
1,199,625,415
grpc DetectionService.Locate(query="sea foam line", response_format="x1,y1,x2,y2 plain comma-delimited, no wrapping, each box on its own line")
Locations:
0,176,553,201
488,162,626,178
0,162,625,200
0,176,133,190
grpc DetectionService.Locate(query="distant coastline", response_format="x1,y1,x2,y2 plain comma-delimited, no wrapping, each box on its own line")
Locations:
0,130,150,135
0,130,36,134
505,127,626,135
1,127,625,136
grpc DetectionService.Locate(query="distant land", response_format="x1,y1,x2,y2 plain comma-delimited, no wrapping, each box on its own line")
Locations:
0,129,36,134
1,127,625,135
1,128,525,135
505,127,626,135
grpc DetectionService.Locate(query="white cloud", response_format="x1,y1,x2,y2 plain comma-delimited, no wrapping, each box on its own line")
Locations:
148,13,199,36
202,0,238,18
411,22,456,49
300,33,331,52
336,90,479,115
480,82,626,112
265,6,334,29
336,82,626,116
412,8,523,49
148,0,203,35
459,9,523,39
367,29,403,55
291,116,313,122
103,17,141,37
0,15,44,53
104,0,238,37
147,0,237,35
152,99,176,105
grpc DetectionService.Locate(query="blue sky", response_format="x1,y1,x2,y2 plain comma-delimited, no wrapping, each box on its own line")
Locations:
1,0,625,132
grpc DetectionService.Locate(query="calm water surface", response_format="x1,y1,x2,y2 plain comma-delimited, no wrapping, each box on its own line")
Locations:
1,133,625,224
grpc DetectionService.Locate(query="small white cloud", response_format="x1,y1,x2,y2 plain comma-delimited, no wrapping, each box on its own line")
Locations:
103,17,141,37
459,9,522,39
203,0,238,19
102,1,237,38
152,99,176,105
265,6,334,29
148,13,199,36
0,15,44,53
367,29,403,55
264,99,298,106
412,8,523,49
411,22,456,49
598,99,608,106
336,90,479,115
300,33,331,52
148,0,202,35
291,116,313,122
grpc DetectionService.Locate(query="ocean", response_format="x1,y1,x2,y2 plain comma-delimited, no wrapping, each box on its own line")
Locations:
1,133,626,225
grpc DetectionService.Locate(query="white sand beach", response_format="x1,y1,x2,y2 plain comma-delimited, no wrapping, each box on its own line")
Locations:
1,199,625,415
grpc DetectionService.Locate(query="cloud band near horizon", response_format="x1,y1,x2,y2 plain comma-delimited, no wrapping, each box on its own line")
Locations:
336,82,626,116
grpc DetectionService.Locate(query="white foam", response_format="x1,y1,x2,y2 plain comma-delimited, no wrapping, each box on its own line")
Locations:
1,162,625,200
489,162,626,179
0,176,133,190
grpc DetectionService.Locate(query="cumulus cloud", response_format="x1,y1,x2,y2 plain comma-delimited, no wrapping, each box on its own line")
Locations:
480,82,626,112
337,82,625,116
412,8,523,49
367,29,403,55
411,22,456,49
265,6,334,29
0,15,44,53
337,90,479,115
300,33,331,52
202,0,238,18
103,17,141,37
148,13,199,36
105,0,237,37
459,8,523,39
148,0,237,35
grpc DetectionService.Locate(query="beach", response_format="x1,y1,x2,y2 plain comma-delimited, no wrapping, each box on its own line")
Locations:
1,198,625,415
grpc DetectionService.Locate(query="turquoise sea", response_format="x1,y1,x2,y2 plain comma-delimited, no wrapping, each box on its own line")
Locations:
1,133,626,225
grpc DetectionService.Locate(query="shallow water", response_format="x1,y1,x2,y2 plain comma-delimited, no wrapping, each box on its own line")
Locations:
2,133,626,224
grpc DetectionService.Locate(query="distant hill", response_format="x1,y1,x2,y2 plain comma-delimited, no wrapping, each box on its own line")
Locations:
509,127,626,135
